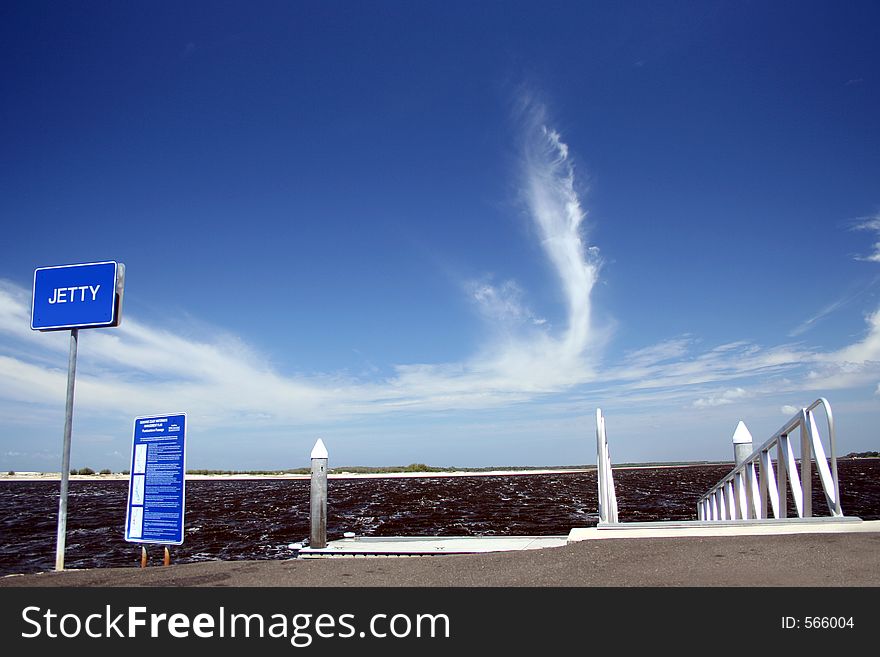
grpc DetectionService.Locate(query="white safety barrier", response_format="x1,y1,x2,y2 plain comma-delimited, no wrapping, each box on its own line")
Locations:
596,408,619,524
697,398,842,521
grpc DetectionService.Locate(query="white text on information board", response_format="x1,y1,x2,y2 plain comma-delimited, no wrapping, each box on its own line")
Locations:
124,413,186,545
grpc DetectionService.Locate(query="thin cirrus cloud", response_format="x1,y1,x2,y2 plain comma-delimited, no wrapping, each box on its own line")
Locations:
790,295,855,338
789,273,880,338
468,278,547,328
2,109,880,433
692,387,749,408
787,215,880,337
417,99,605,397
0,106,604,425
852,214,880,263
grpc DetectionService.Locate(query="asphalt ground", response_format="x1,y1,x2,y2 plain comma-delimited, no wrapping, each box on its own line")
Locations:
3,531,879,587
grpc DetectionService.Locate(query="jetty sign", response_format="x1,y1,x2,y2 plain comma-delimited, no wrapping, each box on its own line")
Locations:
125,413,187,545
31,260,126,570
31,260,124,331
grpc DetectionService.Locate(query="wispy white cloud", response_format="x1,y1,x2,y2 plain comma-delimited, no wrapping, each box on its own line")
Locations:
852,214,880,263
790,224,880,337
5,250,880,434
604,338,810,394
384,99,605,399
693,387,748,408
621,338,692,368
522,117,600,358
3,117,880,452
0,103,605,426
823,308,880,363
468,278,546,327
790,296,854,337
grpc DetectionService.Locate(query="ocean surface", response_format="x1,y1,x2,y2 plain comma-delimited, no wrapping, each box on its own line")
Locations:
1,460,878,576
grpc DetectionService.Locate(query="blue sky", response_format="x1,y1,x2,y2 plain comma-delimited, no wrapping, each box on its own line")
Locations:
1,1,879,471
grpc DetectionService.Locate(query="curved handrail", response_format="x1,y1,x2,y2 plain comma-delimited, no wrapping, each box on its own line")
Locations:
697,398,843,520
806,398,840,517
596,408,618,524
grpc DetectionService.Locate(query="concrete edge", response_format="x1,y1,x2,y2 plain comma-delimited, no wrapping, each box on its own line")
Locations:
298,535,570,557
567,519,880,542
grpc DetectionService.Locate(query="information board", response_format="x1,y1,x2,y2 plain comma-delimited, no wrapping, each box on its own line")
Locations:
124,413,186,545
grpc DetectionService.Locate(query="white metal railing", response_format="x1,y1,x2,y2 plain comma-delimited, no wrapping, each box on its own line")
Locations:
697,398,842,521
596,408,619,524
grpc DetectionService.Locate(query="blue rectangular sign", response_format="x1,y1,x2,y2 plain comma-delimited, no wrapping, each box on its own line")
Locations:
31,261,122,331
124,414,187,545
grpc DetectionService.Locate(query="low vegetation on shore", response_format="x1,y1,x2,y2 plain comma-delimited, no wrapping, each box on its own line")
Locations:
184,463,592,476
5,454,876,479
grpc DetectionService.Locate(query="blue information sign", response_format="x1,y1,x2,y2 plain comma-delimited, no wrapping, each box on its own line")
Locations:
124,414,187,545
31,261,123,331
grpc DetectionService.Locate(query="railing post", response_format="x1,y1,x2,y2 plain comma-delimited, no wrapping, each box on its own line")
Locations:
758,450,769,518
733,473,742,519
817,400,843,517
747,462,760,519
800,412,812,518
763,447,781,519
782,433,803,517
727,480,736,519
776,437,788,518
805,407,842,516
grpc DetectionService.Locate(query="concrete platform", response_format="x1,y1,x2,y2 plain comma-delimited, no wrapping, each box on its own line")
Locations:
5,527,880,586
297,518,878,557
298,535,569,557
567,517,879,541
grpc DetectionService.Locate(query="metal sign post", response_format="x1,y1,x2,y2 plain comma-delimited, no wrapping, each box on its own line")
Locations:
54,328,78,571
31,260,125,571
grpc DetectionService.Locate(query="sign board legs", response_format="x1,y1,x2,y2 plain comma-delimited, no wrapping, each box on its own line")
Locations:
55,328,78,571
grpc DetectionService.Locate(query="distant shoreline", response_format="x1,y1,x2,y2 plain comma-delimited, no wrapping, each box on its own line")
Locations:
1,469,593,482
0,461,742,482
6,457,874,482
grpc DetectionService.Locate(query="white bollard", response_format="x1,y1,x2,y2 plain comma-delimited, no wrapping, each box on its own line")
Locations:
309,438,328,549
732,421,753,466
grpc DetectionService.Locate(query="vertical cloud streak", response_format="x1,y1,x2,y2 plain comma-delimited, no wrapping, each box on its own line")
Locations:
523,119,599,357
437,99,602,394
0,103,605,427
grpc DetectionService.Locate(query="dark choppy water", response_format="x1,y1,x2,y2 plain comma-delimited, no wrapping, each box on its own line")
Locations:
1,460,878,576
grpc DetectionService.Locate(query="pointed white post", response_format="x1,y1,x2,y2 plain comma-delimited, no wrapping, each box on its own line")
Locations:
310,438,328,549
732,421,753,466
731,421,753,519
